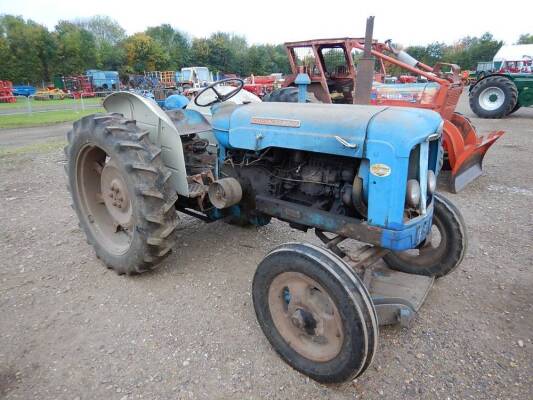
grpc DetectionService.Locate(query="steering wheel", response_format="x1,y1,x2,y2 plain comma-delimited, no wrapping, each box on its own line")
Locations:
194,78,244,107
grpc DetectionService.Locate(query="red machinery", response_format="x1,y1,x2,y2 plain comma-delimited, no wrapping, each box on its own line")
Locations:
243,75,276,98
63,76,95,99
0,80,16,103
398,75,417,83
280,37,504,192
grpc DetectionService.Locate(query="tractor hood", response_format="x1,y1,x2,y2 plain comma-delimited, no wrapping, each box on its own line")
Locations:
211,102,442,158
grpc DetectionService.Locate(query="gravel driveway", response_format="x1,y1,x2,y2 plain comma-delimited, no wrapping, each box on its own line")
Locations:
1,95,532,399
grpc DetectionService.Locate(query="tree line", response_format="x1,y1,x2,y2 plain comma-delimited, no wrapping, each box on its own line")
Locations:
405,33,532,71
0,15,290,84
1,14,532,85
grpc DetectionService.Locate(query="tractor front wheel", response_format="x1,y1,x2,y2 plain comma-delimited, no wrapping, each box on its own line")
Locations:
64,114,178,274
383,194,467,278
469,76,518,118
253,242,378,383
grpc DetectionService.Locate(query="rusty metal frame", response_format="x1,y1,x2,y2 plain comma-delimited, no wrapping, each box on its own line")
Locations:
284,37,453,104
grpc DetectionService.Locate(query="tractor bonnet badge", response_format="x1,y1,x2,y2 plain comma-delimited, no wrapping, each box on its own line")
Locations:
251,117,301,128
370,163,392,177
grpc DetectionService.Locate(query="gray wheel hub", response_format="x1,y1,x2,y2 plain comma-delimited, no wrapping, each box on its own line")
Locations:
479,86,505,111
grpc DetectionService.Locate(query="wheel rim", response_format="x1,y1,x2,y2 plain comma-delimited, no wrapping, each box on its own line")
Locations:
391,215,447,266
268,272,344,362
76,144,134,255
479,86,505,111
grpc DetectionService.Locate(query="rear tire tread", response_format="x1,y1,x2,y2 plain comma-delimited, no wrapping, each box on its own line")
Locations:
65,113,178,274
469,75,518,118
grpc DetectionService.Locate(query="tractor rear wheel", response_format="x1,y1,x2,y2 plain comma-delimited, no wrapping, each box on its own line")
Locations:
263,87,317,103
253,242,378,383
64,113,178,274
263,87,299,102
469,76,518,118
383,194,467,278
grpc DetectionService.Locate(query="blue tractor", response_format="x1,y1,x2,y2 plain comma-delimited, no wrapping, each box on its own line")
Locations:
64,77,467,383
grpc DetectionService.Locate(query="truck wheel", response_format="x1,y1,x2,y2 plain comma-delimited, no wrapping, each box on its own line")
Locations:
469,76,518,118
383,194,467,278
64,114,178,274
253,242,378,383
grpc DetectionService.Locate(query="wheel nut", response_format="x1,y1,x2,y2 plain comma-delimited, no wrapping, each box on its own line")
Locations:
291,309,306,330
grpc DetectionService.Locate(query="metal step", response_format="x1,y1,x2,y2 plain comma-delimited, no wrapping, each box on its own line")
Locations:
367,265,434,328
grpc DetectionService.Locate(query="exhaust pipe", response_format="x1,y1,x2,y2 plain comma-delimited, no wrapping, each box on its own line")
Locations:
353,16,376,105
384,40,420,68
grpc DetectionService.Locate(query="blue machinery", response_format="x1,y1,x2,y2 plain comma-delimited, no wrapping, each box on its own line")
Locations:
207,75,440,329
94,78,465,382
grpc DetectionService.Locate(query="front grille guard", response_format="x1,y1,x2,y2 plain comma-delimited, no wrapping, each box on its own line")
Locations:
419,133,441,215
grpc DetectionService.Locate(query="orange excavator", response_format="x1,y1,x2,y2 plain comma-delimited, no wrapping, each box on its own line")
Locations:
272,35,503,192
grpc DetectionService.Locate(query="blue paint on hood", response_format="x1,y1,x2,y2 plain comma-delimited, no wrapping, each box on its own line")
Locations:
212,102,442,159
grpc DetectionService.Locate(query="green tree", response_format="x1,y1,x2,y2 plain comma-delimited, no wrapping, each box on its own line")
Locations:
0,15,56,84
405,34,502,70
146,24,190,69
517,33,533,44
227,34,248,75
122,33,167,73
55,21,98,75
462,33,502,68
190,38,210,66
207,32,233,73
244,45,268,75
75,15,126,70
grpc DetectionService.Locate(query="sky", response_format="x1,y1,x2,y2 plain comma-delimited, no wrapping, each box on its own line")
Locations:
0,0,532,46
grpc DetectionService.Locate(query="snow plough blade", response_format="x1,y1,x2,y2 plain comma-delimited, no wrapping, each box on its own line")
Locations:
443,113,504,193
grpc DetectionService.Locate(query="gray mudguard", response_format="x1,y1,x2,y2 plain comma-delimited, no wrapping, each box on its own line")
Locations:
103,92,189,196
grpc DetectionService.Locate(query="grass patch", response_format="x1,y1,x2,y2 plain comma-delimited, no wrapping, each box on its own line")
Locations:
0,139,66,158
0,96,102,109
0,108,104,129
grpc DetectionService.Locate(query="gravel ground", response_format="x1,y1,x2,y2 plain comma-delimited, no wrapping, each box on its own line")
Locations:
1,95,532,400
0,123,70,148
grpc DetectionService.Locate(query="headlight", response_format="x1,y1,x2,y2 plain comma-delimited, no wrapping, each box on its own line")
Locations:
406,179,421,208
427,170,437,194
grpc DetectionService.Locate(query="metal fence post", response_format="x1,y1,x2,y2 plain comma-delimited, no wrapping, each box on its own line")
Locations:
27,95,33,115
